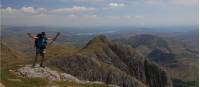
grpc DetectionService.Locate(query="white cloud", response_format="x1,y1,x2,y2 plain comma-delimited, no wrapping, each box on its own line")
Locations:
109,3,125,8
104,3,125,10
37,8,47,13
21,7,37,14
51,6,96,14
1,7,17,14
1,7,48,15
1,6,96,16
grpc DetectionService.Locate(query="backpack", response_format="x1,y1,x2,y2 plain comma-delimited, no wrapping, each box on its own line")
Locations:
35,37,48,49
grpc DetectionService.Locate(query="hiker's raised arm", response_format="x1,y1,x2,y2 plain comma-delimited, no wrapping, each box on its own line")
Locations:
47,36,54,40
46,32,60,48
47,32,60,40
27,33,38,39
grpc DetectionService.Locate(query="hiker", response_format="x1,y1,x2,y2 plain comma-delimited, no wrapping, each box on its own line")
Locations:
27,32,60,67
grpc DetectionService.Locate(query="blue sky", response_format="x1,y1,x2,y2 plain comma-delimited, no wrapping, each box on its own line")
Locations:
1,0,199,27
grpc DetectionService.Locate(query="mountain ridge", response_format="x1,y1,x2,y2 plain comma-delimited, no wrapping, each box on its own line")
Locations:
50,35,173,87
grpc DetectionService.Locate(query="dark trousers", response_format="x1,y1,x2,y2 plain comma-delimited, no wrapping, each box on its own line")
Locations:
32,48,45,67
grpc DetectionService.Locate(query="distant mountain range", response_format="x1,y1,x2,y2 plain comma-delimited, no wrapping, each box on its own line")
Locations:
114,33,198,87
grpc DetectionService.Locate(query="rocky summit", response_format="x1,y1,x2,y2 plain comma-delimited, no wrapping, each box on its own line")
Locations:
50,35,173,87
15,64,119,87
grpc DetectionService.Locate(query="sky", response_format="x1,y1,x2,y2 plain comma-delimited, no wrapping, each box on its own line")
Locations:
1,0,199,27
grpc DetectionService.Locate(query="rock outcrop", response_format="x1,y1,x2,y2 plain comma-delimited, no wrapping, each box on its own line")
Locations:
0,82,5,87
50,35,173,87
15,64,119,87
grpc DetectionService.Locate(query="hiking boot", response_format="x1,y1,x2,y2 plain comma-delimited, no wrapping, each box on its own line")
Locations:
43,49,46,54
40,64,45,68
32,64,36,68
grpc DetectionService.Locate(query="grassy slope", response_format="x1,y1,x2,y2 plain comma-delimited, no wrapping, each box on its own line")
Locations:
1,42,30,69
166,39,198,86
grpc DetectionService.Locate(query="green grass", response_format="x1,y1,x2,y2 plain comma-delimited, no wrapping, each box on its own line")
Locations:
172,79,198,87
46,44,80,60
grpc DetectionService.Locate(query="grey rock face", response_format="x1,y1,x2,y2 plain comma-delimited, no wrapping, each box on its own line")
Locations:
60,73,79,81
16,64,61,81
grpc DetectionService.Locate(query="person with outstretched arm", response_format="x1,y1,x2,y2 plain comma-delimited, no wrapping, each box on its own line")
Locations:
27,32,60,68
